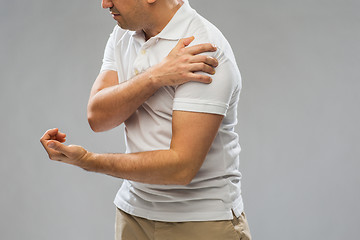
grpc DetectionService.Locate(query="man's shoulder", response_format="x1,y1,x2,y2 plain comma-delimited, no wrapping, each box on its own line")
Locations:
188,14,224,41
186,14,236,64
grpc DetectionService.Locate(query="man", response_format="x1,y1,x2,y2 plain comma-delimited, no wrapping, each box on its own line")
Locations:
40,0,251,239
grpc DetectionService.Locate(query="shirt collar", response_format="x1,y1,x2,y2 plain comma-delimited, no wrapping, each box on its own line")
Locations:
156,1,195,41
130,1,195,42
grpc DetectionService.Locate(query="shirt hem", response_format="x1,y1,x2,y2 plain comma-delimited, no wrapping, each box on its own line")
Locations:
114,196,234,222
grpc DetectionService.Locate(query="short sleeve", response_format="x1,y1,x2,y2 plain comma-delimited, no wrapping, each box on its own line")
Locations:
100,27,118,73
173,49,241,116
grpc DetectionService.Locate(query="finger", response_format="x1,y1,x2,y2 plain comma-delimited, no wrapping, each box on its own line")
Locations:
57,131,66,139
40,128,66,145
47,140,71,157
182,36,195,46
186,43,217,55
190,54,218,67
189,63,216,75
40,139,66,161
40,128,58,142
40,128,59,150
46,148,67,161
173,36,195,52
186,72,213,84
56,131,67,143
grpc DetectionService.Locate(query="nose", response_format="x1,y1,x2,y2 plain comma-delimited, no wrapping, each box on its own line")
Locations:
101,0,113,9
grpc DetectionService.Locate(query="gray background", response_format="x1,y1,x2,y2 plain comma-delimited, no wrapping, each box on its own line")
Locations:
1,0,359,239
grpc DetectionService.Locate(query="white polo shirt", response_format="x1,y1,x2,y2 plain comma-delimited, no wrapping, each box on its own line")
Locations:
100,1,243,222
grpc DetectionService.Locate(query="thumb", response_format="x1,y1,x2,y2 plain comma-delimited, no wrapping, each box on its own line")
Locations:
47,140,69,155
182,36,195,46
175,36,195,50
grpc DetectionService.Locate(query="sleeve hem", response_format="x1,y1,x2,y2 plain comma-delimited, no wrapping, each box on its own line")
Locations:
173,98,228,116
100,66,117,73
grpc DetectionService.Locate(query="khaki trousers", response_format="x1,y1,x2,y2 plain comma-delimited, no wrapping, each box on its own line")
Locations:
115,208,251,240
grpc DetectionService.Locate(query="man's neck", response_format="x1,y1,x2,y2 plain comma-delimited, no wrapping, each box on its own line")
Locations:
143,0,183,40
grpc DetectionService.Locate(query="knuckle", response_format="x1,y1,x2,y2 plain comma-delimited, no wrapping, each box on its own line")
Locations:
179,48,186,54
197,75,204,81
206,43,213,49
180,72,187,78
181,64,189,71
201,63,207,70
204,76,212,83
213,58,219,66
200,45,207,52
181,55,190,62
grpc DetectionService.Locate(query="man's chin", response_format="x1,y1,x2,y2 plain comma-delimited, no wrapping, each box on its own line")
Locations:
117,22,138,32
117,22,128,30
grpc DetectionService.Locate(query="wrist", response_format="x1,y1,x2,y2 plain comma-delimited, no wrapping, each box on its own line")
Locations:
147,65,165,89
78,151,96,171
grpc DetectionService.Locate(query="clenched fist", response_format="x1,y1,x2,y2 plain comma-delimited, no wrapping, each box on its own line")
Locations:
40,128,88,167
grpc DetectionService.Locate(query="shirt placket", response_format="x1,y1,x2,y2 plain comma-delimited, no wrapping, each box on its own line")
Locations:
132,38,158,77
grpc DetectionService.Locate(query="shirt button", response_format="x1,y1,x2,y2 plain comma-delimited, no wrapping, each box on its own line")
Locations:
134,69,139,75
141,49,146,55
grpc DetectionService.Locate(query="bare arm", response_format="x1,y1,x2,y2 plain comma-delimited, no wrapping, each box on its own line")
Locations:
40,111,223,185
87,36,218,132
87,69,159,132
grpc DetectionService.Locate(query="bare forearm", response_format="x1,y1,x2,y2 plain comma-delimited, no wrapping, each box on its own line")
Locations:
41,113,221,186
88,71,160,132
80,149,194,185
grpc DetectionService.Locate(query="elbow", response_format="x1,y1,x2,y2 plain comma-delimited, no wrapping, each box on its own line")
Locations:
168,151,205,186
87,101,115,132
184,169,200,185
173,164,201,186
87,101,110,132
174,171,197,186
179,177,194,186
87,108,123,132
88,122,102,133
87,103,99,132
87,109,108,133
87,109,124,132
87,114,102,133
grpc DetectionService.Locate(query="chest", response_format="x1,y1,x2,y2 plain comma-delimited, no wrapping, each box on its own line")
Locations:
116,38,178,82
116,38,179,120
